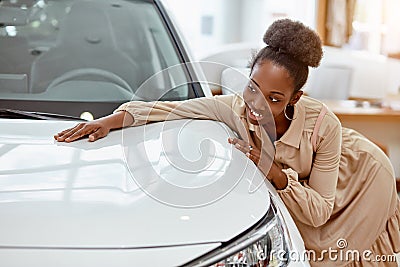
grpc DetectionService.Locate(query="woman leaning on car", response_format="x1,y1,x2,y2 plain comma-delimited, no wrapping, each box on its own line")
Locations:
55,19,400,266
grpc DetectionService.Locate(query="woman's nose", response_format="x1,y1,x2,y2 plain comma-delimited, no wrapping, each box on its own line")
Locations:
251,95,268,111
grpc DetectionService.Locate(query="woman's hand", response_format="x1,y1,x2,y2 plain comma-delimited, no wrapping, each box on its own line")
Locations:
54,120,110,142
228,137,260,164
228,137,288,189
54,111,134,143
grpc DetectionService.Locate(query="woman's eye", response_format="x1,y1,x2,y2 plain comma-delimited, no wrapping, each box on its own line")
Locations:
270,97,280,102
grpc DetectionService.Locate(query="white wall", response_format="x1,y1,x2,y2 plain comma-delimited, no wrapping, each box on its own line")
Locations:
303,46,400,99
162,0,317,59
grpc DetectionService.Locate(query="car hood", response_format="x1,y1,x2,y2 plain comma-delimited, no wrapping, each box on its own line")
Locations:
0,118,270,249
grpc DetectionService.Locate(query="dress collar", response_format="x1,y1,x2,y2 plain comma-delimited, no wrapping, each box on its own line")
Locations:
278,99,305,148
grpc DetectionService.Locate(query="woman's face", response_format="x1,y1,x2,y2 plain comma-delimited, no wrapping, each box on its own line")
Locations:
243,60,301,125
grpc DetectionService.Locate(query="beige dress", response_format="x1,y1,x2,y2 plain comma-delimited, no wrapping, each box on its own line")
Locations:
116,94,400,266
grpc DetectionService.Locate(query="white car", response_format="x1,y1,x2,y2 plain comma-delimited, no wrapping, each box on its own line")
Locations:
0,0,309,266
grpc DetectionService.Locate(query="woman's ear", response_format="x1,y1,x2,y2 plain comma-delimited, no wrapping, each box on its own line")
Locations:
290,90,303,105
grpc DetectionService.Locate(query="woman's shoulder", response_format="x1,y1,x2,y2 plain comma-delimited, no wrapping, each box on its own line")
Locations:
212,93,246,108
299,95,325,112
188,93,243,107
299,96,341,131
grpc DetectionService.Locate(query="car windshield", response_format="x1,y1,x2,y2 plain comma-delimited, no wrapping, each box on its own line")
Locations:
0,0,196,119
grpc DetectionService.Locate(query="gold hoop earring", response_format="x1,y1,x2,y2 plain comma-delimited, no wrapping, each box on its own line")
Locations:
284,105,296,121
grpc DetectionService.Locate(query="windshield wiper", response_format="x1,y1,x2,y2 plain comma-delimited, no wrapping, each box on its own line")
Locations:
0,109,85,121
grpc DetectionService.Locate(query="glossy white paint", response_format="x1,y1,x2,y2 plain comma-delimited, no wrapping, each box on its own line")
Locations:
0,243,221,267
0,118,308,266
0,119,269,248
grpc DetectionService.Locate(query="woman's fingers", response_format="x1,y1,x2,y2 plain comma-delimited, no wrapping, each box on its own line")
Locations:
54,124,85,141
228,137,260,164
53,128,72,139
54,125,80,139
64,125,99,142
88,127,109,142
54,123,95,142
228,137,250,151
54,121,110,143
245,151,260,163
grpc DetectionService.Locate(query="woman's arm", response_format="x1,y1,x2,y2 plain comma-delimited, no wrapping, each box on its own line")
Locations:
116,95,239,128
230,116,342,227
55,94,240,142
278,120,342,227
267,163,288,189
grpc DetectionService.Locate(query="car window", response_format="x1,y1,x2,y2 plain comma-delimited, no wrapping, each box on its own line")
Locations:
0,0,194,117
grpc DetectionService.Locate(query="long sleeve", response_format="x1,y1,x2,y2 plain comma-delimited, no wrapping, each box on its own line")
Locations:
114,94,249,136
277,117,342,227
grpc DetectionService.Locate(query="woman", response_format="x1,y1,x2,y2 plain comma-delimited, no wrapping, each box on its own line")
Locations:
54,19,400,266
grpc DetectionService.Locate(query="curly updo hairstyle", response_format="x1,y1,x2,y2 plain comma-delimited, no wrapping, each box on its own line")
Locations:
250,19,323,92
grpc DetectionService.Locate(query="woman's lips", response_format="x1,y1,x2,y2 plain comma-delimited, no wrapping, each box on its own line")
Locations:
248,108,264,121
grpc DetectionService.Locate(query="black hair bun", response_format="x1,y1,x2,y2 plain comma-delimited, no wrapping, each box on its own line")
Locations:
263,18,323,68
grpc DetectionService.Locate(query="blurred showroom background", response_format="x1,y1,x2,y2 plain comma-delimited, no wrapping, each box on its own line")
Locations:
163,0,400,182
163,0,400,61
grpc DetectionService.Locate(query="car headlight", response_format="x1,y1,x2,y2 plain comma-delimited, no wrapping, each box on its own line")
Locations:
187,197,291,267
